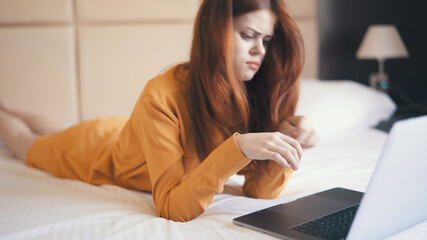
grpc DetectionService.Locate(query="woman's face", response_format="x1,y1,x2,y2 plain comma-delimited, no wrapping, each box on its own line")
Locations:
233,9,276,81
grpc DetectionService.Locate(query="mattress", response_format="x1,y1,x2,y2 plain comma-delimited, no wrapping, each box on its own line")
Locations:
1,79,426,239
0,127,415,240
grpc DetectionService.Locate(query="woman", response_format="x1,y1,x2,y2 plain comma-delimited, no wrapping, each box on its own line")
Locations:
0,0,318,222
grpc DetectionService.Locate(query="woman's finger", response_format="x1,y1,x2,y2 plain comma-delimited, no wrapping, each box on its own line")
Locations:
298,129,312,147
276,132,303,159
265,150,290,168
266,142,299,170
304,130,319,148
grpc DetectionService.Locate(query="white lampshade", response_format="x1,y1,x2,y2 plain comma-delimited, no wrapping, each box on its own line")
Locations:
356,25,409,60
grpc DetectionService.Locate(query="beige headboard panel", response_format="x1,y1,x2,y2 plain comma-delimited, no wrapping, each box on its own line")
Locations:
0,0,317,124
286,0,318,79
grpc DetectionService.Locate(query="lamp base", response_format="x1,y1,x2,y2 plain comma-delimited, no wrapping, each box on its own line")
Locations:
369,72,389,92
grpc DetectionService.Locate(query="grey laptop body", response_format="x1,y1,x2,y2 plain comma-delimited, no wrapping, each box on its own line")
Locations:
233,115,427,240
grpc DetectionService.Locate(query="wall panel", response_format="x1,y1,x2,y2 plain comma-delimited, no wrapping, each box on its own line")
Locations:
78,24,193,120
0,27,79,124
0,0,73,23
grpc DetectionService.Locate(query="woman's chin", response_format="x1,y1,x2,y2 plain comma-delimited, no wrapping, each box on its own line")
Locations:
237,73,255,82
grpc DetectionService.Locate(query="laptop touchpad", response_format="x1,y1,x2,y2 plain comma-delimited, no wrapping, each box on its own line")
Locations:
269,195,352,221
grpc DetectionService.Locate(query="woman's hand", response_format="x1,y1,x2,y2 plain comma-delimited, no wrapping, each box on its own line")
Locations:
279,116,319,149
234,132,303,170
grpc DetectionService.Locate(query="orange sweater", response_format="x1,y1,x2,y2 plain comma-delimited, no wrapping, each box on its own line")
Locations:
27,64,293,221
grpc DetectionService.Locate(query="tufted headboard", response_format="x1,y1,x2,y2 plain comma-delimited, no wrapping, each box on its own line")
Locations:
0,0,318,124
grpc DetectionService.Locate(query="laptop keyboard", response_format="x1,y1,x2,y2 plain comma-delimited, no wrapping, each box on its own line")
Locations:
291,204,359,240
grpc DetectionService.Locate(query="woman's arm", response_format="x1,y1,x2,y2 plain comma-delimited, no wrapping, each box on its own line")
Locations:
238,160,294,199
234,132,302,170
234,116,318,199
134,96,251,222
279,115,319,148
132,94,305,221
232,131,303,199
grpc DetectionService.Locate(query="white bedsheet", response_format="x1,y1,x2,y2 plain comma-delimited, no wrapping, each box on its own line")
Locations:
0,128,425,239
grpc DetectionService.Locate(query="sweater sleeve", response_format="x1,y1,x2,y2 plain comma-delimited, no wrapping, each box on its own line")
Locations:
133,96,251,222
238,160,294,199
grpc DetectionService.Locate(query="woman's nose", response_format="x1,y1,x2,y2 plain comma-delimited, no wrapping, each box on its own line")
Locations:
250,40,266,56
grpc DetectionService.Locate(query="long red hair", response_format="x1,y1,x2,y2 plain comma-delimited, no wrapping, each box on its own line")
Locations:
186,0,304,160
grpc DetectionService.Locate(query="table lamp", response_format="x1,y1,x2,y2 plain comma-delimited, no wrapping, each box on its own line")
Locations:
356,24,409,92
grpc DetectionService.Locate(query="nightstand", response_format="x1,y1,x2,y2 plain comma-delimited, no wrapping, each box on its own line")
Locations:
375,105,427,132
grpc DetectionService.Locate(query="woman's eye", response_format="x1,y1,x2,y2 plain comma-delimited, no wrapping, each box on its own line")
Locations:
263,39,271,46
241,33,253,40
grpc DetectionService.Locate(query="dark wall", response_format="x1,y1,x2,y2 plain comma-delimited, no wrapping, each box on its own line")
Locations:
317,0,427,106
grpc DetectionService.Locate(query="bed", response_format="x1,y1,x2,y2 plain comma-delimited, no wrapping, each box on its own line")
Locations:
1,78,426,239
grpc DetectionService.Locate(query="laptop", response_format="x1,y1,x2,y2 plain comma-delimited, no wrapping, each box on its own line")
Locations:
233,115,427,240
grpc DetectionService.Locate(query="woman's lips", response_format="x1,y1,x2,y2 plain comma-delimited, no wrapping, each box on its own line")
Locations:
246,61,260,70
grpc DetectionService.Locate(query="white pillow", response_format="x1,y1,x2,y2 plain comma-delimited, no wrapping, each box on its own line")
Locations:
295,78,396,138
